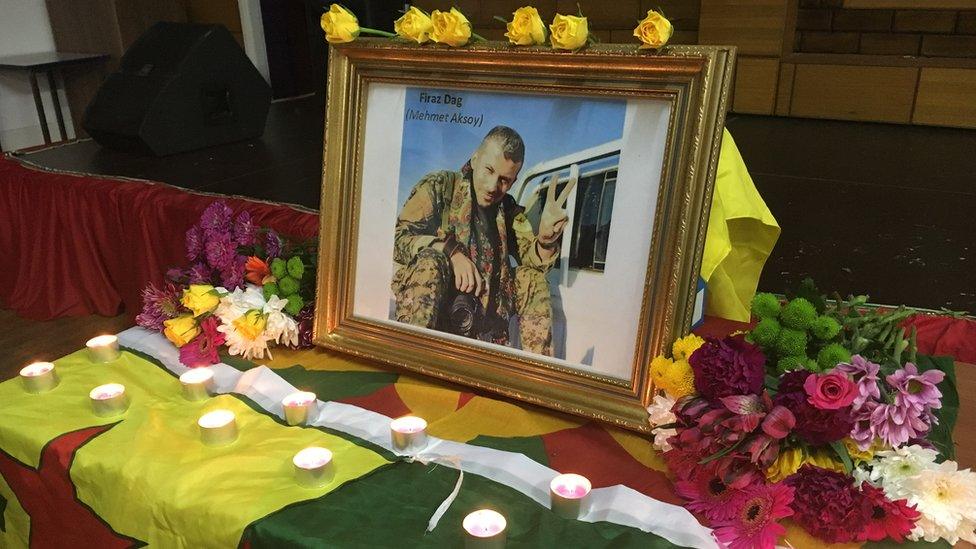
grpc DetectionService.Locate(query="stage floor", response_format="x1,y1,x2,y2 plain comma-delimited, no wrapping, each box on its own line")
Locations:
14,95,976,313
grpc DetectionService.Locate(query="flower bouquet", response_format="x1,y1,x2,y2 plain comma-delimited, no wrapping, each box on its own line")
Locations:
136,201,317,365
649,281,971,548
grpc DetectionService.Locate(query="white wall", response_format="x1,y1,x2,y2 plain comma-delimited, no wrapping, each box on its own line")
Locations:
0,1,75,151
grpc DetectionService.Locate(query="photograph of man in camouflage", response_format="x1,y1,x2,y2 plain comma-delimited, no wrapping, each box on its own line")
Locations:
391,125,574,356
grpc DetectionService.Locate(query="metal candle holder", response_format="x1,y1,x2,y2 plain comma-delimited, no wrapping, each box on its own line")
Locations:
20,362,59,393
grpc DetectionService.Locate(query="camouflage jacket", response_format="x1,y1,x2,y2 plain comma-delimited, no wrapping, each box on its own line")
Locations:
393,170,558,318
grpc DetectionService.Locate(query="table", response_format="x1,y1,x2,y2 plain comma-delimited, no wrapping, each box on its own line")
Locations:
0,328,713,548
0,52,109,149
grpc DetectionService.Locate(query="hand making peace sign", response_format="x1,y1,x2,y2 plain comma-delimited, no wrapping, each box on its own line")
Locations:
537,164,579,247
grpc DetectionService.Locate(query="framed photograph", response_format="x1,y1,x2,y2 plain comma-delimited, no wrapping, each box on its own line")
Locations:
314,39,735,432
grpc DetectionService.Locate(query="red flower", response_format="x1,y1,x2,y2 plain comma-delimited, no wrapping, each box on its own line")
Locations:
689,335,766,399
674,464,761,521
178,316,226,367
244,256,270,285
857,482,921,542
804,371,858,410
785,465,864,543
712,482,794,549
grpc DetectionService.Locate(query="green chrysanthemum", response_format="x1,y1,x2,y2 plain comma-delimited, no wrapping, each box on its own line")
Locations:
775,328,808,358
278,275,300,297
776,355,807,374
751,317,782,348
817,343,852,371
270,257,288,279
780,298,817,331
751,292,781,320
284,294,304,316
286,256,305,280
809,315,842,341
262,282,280,301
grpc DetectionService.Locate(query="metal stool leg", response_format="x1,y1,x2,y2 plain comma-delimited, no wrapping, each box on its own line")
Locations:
47,69,68,142
29,70,51,144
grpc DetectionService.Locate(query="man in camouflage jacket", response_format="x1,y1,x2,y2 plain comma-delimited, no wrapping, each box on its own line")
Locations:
391,126,573,356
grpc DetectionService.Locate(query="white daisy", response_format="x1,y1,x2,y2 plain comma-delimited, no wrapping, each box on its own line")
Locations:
902,461,976,545
865,444,939,498
215,284,266,324
263,295,299,347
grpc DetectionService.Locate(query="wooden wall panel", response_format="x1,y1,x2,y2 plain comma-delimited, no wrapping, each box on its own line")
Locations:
913,67,976,128
790,64,918,123
775,62,795,115
699,0,790,56
733,57,781,114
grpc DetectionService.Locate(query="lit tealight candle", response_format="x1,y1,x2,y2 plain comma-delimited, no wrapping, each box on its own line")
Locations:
198,409,238,446
282,391,317,426
20,362,59,393
179,368,215,401
390,415,427,452
293,446,335,488
86,335,121,363
89,383,129,417
549,473,591,519
462,509,507,548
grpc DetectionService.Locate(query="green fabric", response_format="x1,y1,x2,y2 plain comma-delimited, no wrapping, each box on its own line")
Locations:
242,461,680,548
0,492,6,532
0,349,390,548
467,434,550,467
267,366,401,404
914,355,958,460
863,539,952,549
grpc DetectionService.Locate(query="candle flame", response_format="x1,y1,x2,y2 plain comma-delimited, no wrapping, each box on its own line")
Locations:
179,368,215,384
390,415,427,434
89,383,125,400
293,446,333,469
282,391,317,407
86,335,118,347
198,409,235,428
463,509,506,537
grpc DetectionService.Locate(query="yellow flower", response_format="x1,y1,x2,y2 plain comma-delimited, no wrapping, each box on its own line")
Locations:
844,437,886,462
664,359,696,398
549,13,588,50
650,355,673,389
163,315,200,348
505,6,546,46
394,6,433,44
430,8,472,47
672,334,705,361
233,309,268,341
633,9,673,49
181,284,220,317
766,447,845,482
320,4,360,44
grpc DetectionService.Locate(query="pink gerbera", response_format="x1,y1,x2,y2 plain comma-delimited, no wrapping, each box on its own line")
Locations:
713,482,794,549
179,316,226,367
674,465,761,521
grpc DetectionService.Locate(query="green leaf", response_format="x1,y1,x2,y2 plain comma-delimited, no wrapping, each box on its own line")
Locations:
699,439,745,465
829,440,853,474
914,354,959,461
764,374,780,392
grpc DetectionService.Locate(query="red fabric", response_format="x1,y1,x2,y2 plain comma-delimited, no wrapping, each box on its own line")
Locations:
0,156,317,321
904,314,976,364
0,423,141,547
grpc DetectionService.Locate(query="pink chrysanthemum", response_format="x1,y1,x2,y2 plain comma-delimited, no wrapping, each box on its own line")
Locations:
712,482,794,549
135,282,183,331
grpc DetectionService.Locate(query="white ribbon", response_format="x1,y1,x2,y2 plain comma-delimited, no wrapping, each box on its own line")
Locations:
118,327,717,549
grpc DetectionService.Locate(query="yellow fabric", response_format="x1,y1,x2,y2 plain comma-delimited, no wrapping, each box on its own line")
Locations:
0,349,389,548
606,428,669,472
702,130,780,321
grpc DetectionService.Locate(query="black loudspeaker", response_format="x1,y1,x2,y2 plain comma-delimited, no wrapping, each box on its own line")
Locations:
84,22,271,156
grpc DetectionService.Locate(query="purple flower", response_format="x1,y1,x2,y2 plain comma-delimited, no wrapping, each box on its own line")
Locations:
165,267,185,282
849,400,878,449
219,255,247,290
135,283,183,331
187,263,213,285
204,232,236,271
887,363,944,421
689,335,766,399
232,211,256,247
185,225,204,262
199,201,233,235
265,230,282,259
834,355,882,410
870,401,930,447
295,302,315,349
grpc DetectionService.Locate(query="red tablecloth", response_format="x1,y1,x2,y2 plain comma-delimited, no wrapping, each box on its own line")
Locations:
2,154,974,364
0,155,317,320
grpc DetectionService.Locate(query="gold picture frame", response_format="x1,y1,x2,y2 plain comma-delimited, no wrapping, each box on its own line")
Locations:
313,38,735,432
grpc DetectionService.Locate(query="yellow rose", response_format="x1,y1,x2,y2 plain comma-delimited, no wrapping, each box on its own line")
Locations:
844,437,886,462
163,315,200,348
395,6,433,44
430,8,472,47
505,6,546,46
181,284,220,317
233,309,267,341
634,10,672,49
549,13,588,50
672,333,705,361
320,4,360,44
